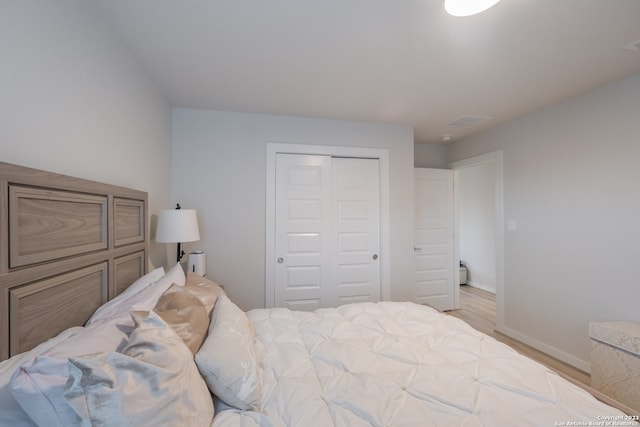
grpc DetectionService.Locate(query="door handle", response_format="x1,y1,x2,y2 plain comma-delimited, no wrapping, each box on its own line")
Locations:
277,257,284,264
414,246,422,252
372,254,378,260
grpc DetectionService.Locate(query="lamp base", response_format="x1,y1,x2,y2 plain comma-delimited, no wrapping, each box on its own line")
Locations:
176,242,185,263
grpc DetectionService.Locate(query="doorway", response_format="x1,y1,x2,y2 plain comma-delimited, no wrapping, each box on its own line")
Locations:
457,162,496,294
449,151,505,331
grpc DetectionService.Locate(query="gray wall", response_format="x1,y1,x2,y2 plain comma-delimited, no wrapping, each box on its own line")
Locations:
447,72,640,370
414,143,448,168
171,109,415,310
0,0,172,268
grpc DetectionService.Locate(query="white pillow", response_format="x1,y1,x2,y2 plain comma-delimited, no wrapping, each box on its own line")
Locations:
44,265,183,359
0,327,81,427
10,356,83,427
9,318,134,427
195,295,261,411
86,263,183,326
9,264,186,427
115,266,165,298
65,311,214,427
85,266,165,326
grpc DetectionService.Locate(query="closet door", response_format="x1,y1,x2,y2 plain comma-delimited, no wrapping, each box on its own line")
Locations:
332,157,380,306
275,154,332,310
274,154,380,310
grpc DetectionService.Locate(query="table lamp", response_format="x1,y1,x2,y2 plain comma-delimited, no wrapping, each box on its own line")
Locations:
156,203,200,263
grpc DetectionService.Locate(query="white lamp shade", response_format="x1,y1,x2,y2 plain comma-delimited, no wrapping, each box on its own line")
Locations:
156,209,200,243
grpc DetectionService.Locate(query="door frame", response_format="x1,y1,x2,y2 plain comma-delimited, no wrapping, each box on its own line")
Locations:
266,143,390,308
448,150,505,332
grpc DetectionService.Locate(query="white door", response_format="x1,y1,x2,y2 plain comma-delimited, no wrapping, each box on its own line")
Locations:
275,154,332,310
332,157,380,306
414,168,456,311
275,154,380,310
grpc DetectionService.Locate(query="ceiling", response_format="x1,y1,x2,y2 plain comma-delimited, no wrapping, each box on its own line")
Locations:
90,0,640,144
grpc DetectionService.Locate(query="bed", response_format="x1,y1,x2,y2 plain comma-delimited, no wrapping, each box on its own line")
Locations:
1,162,638,427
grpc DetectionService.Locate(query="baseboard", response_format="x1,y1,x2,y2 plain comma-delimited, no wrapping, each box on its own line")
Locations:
496,325,591,374
466,281,496,294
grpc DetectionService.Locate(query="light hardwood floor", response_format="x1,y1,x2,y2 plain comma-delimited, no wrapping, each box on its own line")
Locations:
447,285,591,386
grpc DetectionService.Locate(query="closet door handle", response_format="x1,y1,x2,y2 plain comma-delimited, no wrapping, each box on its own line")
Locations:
277,257,284,264
372,254,378,260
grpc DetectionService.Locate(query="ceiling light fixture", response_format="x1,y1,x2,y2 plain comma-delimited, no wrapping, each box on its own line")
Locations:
444,0,501,17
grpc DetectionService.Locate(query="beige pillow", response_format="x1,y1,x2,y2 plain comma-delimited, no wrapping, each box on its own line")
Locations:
153,283,209,354
185,272,225,315
65,311,214,427
195,295,261,411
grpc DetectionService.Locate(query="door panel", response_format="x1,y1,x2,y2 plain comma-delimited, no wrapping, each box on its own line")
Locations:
414,168,455,311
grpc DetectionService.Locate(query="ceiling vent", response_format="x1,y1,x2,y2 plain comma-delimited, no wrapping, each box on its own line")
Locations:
447,115,491,127
624,39,640,51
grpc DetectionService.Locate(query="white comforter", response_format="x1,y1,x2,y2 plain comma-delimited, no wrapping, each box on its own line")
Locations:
212,302,633,427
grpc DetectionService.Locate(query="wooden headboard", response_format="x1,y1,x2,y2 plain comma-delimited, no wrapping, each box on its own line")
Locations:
0,162,148,361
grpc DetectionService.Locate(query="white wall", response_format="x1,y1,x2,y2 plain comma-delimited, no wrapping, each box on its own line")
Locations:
447,72,640,371
458,162,496,293
172,109,415,311
414,143,447,168
0,1,172,268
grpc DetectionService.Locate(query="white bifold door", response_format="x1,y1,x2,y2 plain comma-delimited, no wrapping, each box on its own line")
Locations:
275,154,380,310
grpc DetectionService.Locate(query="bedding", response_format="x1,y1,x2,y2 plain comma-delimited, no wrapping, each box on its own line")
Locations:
85,264,182,326
83,266,165,326
65,311,213,427
6,264,187,427
2,266,637,427
153,283,210,354
0,327,82,427
196,294,262,411
212,302,639,427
